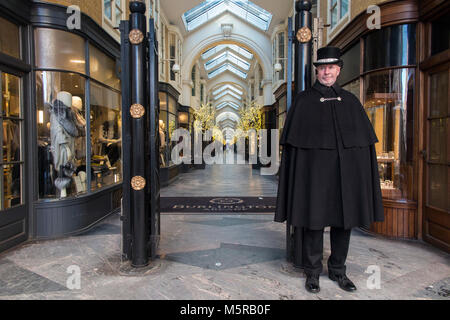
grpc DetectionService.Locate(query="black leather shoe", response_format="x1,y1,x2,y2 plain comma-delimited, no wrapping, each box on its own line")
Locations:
305,275,320,293
328,273,357,292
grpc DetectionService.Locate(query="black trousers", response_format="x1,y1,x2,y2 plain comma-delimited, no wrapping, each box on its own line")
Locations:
302,227,351,277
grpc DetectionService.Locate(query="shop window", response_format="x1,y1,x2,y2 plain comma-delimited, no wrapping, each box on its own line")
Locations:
364,24,416,72
191,66,196,96
428,70,449,211
35,28,86,75
342,78,360,101
330,0,349,30
363,68,415,200
170,33,176,81
89,44,120,90
36,71,87,199
338,42,360,86
104,0,124,28
278,32,285,81
158,92,178,168
431,13,450,56
1,72,22,209
273,31,286,83
90,82,122,191
200,83,204,103
0,16,20,60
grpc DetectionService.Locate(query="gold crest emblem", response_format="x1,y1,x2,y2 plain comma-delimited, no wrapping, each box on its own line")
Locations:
131,176,146,191
130,104,145,119
296,26,312,43
129,29,144,45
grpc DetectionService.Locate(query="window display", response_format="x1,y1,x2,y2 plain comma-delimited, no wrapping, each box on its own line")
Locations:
90,82,122,190
363,68,415,199
35,27,122,200
36,71,87,198
1,72,22,209
158,92,178,167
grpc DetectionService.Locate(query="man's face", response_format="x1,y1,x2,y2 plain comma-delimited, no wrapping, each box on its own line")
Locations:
316,64,341,87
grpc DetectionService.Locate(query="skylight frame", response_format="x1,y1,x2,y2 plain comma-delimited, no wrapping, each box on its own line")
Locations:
213,84,243,96
205,51,251,71
208,63,247,79
202,44,253,60
182,0,272,32
216,101,240,109
214,89,242,101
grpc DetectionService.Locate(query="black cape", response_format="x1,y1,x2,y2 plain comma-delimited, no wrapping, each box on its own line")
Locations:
275,81,384,230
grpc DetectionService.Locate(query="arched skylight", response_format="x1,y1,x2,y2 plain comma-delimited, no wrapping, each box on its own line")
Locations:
216,101,240,109
213,84,243,96
208,63,247,79
182,0,272,32
202,44,253,60
205,51,251,71
214,89,242,101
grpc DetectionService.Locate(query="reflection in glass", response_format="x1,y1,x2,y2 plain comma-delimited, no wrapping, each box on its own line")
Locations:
1,71,23,209
169,113,176,166
1,73,21,117
429,119,448,163
431,13,450,56
339,42,360,86
90,82,122,191
36,71,87,198
35,28,86,74
90,44,120,90
3,164,21,209
428,165,449,211
364,24,416,72
430,70,448,118
364,68,415,199
0,16,20,59
159,110,168,167
342,78,360,100
3,120,21,163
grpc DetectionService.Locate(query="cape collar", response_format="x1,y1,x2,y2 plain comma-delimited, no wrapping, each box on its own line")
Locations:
312,80,342,97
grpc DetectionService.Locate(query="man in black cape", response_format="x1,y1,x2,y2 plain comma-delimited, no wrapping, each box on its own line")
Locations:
275,46,384,293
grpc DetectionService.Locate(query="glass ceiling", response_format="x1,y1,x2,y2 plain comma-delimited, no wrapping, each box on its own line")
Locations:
202,44,253,60
208,63,247,79
213,84,243,96
214,89,242,101
182,0,272,32
216,101,241,109
205,51,250,71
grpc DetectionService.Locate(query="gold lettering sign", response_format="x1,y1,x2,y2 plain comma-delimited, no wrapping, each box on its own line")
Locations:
129,29,144,45
131,176,146,191
297,26,312,43
130,103,145,118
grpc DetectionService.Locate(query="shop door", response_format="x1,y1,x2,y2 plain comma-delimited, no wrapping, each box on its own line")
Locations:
423,63,450,253
0,71,27,253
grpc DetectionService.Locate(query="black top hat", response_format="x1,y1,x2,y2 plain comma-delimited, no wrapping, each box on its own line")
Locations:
313,46,343,68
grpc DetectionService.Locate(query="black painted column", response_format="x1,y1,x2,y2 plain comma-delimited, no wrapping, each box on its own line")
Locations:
290,0,313,268
129,0,149,267
294,0,313,95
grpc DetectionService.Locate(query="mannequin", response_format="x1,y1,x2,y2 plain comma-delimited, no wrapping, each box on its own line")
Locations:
48,91,78,198
98,110,121,167
159,119,166,167
71,96,86,160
